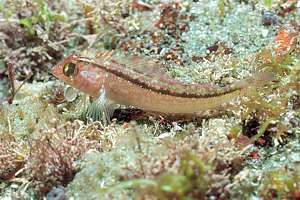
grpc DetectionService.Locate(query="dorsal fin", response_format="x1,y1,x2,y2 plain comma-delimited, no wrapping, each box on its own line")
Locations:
95,52,171,78
91,54,243,98
96,51,115,61
111,55,170,78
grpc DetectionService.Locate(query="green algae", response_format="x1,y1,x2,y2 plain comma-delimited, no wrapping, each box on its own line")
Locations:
65,125,152,199
65,118,242,199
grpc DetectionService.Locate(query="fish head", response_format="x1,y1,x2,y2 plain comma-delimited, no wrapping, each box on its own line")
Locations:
52,55,105,97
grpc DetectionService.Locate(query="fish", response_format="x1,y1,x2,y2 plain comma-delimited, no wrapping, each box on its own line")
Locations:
52,52,273,116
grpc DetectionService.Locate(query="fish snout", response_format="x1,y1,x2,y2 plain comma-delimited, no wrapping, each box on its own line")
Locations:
51,64,62,79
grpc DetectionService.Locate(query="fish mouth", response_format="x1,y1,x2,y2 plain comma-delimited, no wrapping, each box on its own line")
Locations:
51,64,61,78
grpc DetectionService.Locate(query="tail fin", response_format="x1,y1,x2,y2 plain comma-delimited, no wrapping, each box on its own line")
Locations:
233,70,274,89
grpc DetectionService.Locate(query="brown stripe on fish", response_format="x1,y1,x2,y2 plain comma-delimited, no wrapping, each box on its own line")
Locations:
76,57,244,99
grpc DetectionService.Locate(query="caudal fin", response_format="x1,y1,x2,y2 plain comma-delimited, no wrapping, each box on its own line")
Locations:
233,70,275,89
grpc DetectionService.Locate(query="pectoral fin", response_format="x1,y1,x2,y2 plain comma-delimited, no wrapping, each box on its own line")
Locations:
81,88,116,124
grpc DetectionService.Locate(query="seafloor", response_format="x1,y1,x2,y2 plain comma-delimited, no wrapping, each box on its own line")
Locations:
0,0,300,199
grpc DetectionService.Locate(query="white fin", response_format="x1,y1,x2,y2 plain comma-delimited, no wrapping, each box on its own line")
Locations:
64,86,78,102
82,88,116,125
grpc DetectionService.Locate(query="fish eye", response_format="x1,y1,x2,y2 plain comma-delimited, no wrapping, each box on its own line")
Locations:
63,62,77,77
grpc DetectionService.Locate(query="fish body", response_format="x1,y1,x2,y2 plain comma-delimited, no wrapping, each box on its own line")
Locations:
52,53,272,114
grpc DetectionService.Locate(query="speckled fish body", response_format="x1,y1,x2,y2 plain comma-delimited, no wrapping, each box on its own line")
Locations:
52,53,272,114
98,68,245,114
